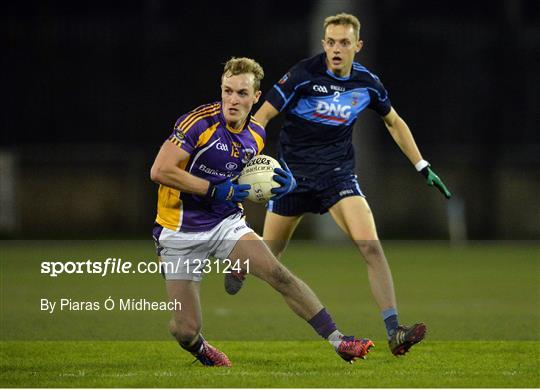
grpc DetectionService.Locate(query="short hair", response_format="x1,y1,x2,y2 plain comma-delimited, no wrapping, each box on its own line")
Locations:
323,13,361,40
222,57,264,92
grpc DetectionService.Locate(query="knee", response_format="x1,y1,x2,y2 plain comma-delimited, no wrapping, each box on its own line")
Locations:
355,240,385,262
169,318,201,346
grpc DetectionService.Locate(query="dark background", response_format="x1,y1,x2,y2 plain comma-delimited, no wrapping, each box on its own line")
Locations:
1,0,539,239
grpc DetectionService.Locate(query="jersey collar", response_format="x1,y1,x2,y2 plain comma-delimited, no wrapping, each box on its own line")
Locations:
325,68,351,81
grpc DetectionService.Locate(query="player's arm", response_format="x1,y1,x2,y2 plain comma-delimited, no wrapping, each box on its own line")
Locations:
150,141,250,202
383,107,452,199
256,63,307,127
382,107,423,166
150,141,209,195
254,101,279,128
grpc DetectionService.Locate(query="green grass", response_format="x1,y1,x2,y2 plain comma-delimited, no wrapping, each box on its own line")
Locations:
1,241,539,387
1,341,538,387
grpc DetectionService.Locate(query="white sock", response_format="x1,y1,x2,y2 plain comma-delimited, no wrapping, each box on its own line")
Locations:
328,329,344,349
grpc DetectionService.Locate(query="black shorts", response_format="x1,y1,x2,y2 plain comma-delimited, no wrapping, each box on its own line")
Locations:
267,174,365,216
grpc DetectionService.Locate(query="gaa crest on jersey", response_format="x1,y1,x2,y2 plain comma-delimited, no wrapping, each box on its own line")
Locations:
278,72,290,85
351,92,360,107
225,162,238,171
241,147,256,164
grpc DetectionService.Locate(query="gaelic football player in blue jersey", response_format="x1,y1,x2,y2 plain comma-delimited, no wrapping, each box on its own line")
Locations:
225,14,452,356
151,57,374,366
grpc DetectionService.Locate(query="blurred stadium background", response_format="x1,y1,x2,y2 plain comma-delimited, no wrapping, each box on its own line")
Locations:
1,0,539,241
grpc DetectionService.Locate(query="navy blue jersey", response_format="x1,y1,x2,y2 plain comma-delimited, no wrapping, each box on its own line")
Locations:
265,53,392,188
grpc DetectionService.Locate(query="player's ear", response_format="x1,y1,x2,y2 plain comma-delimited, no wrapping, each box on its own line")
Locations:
321,39,326,49
253,90,262,104
356,39,364,53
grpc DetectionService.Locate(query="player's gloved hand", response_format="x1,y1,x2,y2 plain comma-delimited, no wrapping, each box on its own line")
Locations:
419,165,452,199
271,158,297,200
206,178,251,205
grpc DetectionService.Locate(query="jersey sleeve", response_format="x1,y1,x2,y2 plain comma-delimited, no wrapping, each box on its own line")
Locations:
248,119,266,155
264,63,310,112
168,113,208,155
367,75,392,116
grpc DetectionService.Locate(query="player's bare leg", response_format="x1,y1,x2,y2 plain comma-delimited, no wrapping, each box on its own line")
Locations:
229,232,322,319
166,280,202,346
166,280,231,366
225,212,302,295
228,232,374,362
329,196,397,311
329,196,426,355
262,212,303,259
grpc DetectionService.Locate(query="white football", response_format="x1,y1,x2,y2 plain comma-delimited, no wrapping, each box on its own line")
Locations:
238,155,281,203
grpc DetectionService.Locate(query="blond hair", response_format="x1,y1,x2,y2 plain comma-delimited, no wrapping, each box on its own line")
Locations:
222,57,264,92
323,13,361,40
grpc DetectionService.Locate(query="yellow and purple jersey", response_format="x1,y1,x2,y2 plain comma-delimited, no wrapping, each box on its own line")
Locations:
155,102,265,232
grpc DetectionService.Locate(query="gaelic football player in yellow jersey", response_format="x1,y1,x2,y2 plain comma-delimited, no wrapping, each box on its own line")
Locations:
150,57,374,366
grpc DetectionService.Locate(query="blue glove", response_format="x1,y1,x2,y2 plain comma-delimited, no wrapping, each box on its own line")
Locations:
206,178,251,205
271,159,297,200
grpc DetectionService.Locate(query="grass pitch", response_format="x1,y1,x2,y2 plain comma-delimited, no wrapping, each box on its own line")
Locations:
1,241,539,387
1,341,538,387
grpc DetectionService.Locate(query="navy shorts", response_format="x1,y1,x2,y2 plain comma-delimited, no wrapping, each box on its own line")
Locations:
267,174,365,216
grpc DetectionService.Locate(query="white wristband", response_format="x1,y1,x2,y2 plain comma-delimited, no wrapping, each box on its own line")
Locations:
415,160,429,172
